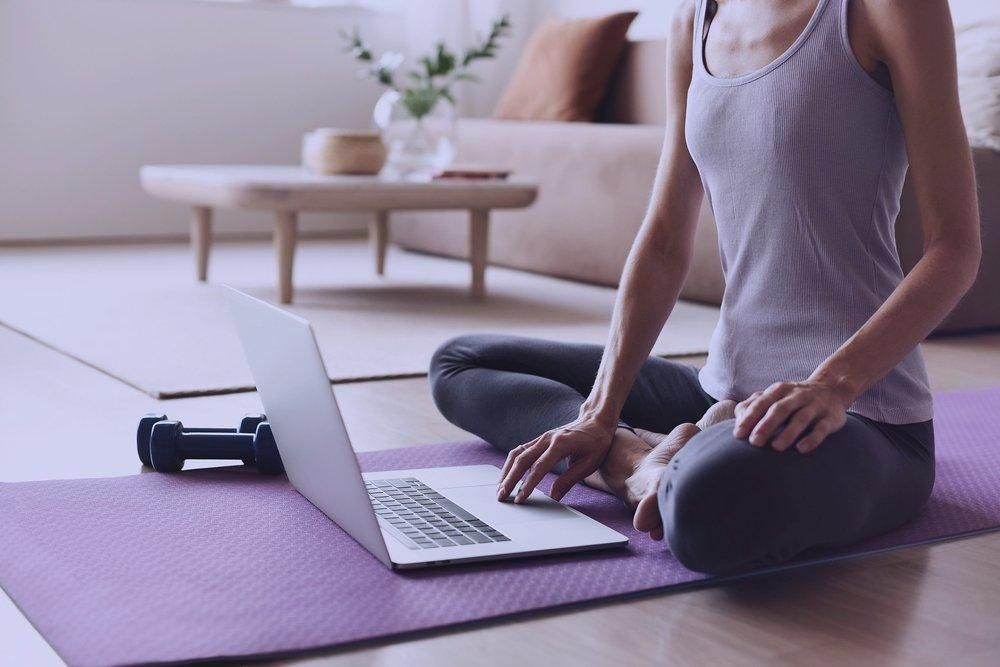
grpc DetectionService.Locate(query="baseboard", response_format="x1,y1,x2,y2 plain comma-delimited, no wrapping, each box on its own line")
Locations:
0,227,366,249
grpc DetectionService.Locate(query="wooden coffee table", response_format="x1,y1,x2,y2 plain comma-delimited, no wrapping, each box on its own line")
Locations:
140,166,538,303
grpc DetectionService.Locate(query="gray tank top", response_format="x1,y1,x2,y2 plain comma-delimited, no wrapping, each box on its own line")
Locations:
686,0,933,423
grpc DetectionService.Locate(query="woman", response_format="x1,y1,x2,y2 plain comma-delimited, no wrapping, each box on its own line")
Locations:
430,0,981,574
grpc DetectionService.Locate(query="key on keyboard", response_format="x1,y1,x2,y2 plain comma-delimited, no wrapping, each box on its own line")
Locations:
366,477,510,550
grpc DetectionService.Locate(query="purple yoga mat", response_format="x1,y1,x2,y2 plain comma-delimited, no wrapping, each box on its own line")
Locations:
2,387,999,666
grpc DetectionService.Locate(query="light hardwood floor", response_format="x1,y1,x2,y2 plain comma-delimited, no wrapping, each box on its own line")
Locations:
2,314,999,665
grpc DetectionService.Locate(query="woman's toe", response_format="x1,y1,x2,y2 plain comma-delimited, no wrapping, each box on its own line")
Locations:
635,428,667,448
633,490,662,534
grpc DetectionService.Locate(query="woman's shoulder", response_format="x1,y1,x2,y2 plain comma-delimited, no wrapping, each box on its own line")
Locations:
666,0,698,77
852,0,956,60
668,0,699,49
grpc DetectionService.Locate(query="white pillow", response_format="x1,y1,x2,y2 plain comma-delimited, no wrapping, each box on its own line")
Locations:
956,19,1000,152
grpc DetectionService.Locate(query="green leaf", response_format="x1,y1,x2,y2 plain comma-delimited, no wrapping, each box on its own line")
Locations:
375,68,395,87
401,87,441,119
420,56,435,79
341,26,374,62
460,12,512,66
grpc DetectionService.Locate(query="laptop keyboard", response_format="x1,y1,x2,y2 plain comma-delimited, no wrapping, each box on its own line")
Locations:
366,477,510,550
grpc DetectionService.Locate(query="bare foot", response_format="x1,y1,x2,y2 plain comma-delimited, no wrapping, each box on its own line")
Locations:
696,400,738,431
581,400,740,531
582,428,651,498
629,424,700,540
631,401,737,540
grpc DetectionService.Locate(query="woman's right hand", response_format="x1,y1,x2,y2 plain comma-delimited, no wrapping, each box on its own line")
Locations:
497,417,617,504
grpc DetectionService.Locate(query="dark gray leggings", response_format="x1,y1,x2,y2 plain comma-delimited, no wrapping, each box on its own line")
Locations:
429,334,935,574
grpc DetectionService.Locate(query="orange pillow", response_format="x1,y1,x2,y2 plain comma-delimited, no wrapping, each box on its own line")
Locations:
494,12,638,122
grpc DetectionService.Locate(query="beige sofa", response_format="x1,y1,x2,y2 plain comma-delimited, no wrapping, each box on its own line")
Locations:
393,40,1000,333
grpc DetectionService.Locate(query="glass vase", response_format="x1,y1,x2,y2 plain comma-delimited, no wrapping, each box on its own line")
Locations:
373,89,457,179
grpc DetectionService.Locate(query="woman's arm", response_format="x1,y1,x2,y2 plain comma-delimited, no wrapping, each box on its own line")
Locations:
498,0,706,503
735,0,982,453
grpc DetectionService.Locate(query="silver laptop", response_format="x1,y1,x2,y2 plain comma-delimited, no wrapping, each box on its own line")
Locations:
225,288,627,569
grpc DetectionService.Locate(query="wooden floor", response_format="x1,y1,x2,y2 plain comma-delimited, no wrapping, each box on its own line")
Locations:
2,286,1000,665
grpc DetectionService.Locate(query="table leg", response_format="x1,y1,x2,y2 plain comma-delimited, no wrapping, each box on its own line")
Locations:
273,211,298,304
469,209,489,300
191,206,212,282
369,210,389,276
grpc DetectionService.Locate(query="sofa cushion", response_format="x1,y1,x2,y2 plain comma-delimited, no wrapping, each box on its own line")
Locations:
598,39,667,125
956,19,1000,152
494,12,637,122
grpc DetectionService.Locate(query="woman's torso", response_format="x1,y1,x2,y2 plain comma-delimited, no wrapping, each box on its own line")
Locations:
685,0,934,424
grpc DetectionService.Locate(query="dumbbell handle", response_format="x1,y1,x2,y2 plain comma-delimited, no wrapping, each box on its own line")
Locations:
180,427,239,434
174,432,256,460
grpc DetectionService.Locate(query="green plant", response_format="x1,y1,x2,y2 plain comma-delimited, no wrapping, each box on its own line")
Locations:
341,14,512,120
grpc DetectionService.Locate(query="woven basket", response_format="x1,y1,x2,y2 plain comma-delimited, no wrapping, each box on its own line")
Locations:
302,129,387,175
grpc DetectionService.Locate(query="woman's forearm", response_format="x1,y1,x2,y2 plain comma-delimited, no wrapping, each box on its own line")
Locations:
579,223,693,429
810,0,983,406
811,239,981,403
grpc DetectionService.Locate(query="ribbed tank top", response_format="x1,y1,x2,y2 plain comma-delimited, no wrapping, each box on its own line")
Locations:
686,0,933,423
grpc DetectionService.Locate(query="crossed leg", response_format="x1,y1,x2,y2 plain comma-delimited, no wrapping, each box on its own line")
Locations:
429,333,935,574
654,415,935,573
429,333,715,458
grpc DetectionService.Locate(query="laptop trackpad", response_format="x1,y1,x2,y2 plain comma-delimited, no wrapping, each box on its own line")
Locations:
442,485,579,525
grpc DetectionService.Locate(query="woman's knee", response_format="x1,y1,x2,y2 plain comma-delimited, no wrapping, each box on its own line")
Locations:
429,333,516,377
429,333,518,422
659,422,792,574
431,334,478,378
430,334,483,411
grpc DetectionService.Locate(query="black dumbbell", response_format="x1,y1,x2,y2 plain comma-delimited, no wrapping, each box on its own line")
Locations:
137,413,267,467
147,420,283,474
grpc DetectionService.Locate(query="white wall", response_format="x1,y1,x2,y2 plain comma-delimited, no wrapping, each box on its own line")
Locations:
538,0,676,40
0,0,400,242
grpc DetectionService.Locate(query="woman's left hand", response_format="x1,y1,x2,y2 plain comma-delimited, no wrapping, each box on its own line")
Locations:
733,380,852,453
